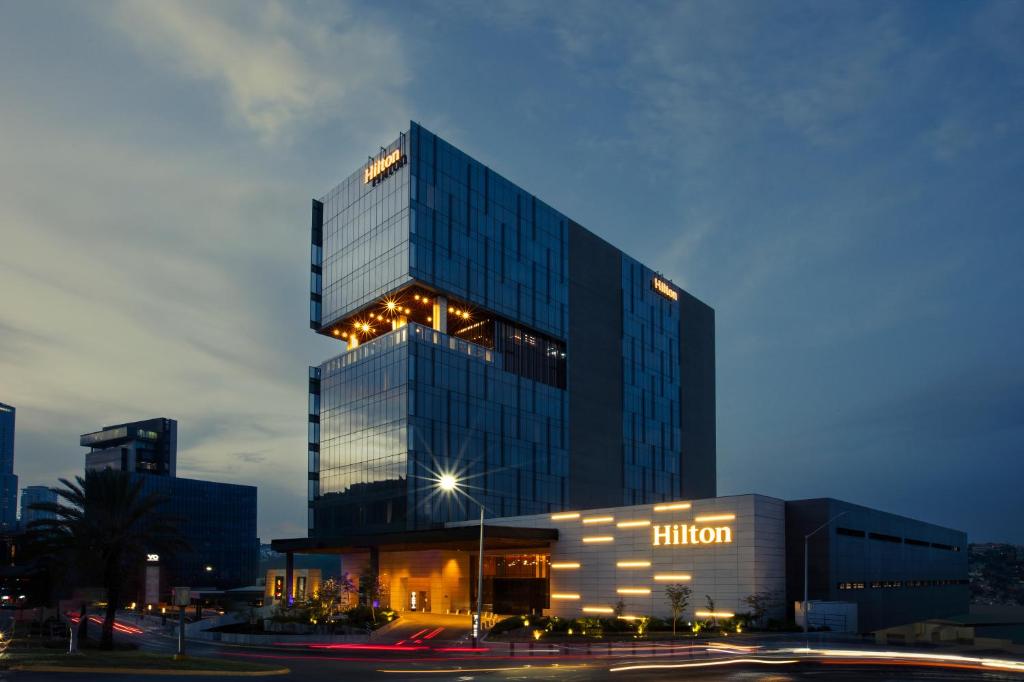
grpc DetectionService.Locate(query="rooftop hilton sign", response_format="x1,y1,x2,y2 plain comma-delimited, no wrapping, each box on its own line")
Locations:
651,276,679,301
364,148,406,184
653,523,733,546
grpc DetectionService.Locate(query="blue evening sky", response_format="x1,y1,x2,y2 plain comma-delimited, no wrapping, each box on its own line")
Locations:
0,1,1021,542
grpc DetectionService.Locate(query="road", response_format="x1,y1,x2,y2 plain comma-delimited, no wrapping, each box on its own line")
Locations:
7,614,1024,680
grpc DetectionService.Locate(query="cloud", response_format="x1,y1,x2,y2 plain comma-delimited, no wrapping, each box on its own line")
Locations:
104,0,408,141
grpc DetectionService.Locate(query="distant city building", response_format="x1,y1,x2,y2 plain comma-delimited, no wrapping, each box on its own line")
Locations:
80,418,258,598
133,474,259,592
0,403,18,531
80,417,177,477
19,485,57,528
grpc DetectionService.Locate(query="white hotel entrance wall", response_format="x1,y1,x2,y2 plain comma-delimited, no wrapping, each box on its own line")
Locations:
450,494,785,620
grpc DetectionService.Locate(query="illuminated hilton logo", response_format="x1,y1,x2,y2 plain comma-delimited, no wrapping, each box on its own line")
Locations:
653,524,732,546
651,276,679,301
364,148,405,184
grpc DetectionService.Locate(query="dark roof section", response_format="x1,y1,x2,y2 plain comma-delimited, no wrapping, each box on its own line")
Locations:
271,525,558,555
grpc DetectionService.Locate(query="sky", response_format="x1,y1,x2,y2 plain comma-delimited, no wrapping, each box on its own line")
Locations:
1,1,1022,544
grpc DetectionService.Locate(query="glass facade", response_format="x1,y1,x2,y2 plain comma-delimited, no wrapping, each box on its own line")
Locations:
132,474,259,590
621,256,682,504
307,122,714,536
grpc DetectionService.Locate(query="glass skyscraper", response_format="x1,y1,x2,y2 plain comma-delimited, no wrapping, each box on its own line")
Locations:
0,403,16,531
307,123,715,537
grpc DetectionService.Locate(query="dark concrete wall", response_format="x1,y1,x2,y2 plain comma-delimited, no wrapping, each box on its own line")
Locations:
678,291,716,498
567,221,623,509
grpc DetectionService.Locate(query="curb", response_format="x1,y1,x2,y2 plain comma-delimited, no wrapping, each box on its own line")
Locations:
8,664,290,677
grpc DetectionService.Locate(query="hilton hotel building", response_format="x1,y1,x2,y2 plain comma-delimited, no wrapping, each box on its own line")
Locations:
273,123,967,632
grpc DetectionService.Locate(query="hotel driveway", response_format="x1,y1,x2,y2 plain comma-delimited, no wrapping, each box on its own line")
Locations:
373,611,475,645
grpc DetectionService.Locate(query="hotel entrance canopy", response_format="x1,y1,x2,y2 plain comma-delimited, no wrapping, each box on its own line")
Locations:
271,525,558,555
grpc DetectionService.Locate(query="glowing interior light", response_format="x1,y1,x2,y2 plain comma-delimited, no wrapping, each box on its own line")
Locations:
551,593,580,600
385,300,398,312
405,308,411,314
438,473,458,492
695,610,735,618
550,512,580,521
694,513,735,522
332,329,340,336
582,536,614,543
616,588,651,595
654,502,692,512
550,562,580,569
654,574,692,581
341,332,348,338
582,606,614,614
426,316,432,322
617,519,651,528
616,561,651,568
582,516,614,525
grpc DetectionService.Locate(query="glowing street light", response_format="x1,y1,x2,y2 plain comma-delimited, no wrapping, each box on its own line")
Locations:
436,472,484,647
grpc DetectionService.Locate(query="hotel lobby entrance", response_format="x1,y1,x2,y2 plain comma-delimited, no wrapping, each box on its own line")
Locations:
471,552,550,615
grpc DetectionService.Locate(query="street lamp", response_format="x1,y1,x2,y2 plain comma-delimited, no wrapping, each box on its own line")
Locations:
435,472,484,647
802,510,849,633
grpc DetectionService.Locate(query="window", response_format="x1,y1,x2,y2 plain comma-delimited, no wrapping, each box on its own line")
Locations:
836,527,865,538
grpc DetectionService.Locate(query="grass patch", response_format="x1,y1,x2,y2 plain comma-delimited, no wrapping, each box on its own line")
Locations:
1,649,286,673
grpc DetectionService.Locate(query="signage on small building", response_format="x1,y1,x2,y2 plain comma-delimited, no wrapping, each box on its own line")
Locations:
653,524,732,546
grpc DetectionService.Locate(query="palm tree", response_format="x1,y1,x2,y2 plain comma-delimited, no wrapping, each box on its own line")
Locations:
29,469,186,650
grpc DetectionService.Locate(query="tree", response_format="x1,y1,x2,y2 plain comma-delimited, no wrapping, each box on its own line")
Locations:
743,589,781,628
613,598,626,617
664,584,692,636
704,594,718,627
29,469,185,650
338,572,357,610
308,578,342,630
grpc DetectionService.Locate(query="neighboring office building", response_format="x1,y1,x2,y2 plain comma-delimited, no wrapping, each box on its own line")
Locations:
306,122,716,536
19,485,57,528
786,498,968,632
81,417,177,476
0,403,18,532
80,419,258,598
133,474,259,592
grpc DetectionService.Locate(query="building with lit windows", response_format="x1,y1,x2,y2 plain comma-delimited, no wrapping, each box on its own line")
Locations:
271,124,967,634
80,418,258,597
305,122,715,537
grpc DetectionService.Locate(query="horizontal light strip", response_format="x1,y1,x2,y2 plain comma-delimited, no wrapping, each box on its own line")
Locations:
616,588,651,595
616,519,651,528
582,536,614,543
616,560,651,568
695,610,735,618
582,516,614,525
694,513,735,522
582,606,614,614
551,593,580,600
550,512,580,521
653,502,692,512
653,574,692,581
617,615,643,621
550,562,580,569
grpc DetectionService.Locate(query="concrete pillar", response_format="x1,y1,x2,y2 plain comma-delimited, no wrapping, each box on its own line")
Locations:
285,552,294,606
432,296,447,333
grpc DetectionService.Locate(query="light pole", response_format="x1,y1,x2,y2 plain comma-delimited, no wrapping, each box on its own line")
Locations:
437,473,484,647
802,510,849,633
